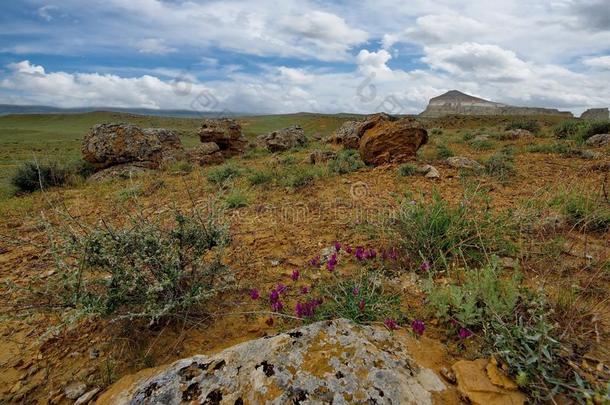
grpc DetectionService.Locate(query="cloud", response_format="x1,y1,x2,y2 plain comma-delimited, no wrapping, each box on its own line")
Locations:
136,38,176,55
37,5,59,21
583,55,610,70
570,0,610,32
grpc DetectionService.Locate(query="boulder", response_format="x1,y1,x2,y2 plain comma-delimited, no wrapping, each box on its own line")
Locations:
452,358,525,405
142,128,185,164
358,115,428,165
96,319,446,405
446,156,483,170
257,125,307,152
198,118,247,157
309,150,338,164
503,129,533,140
585,134,610,148
82,124,166,169
88,162,154,182
325,121,363,149
187,142,224,165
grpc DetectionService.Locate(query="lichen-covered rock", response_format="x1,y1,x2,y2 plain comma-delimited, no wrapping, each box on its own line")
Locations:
446,156,482,170
585,134,610,148
96,319,446,404
82,124,165,169
309,150,338,164
325,121,363,149
187,142,224,165
88,162,154,182
142,128,185,164
503,129,533,140
358,115,428,166
198,118,247,157
258,125,307,152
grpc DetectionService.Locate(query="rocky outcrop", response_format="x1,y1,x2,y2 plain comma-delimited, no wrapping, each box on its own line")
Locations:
358,114,428,165
96,319,446,404
257,125,307,152
198,118,247,157
585,134,610,147
82,123,183,170
420,90,573,118
580,108,609,121
187,142,224,165
325,121,363,149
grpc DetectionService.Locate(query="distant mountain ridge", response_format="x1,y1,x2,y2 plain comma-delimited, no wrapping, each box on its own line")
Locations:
0,104,247,118
420,90,573,117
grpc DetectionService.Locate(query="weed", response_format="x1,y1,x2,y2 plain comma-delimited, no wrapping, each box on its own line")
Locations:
505,119,540,134
393,190,515,269
116,185,143,201
435,144,455,159
397,163,418,177
328,149,365,174
552,189,610,232
48,206,231,323
247,169,274,186
553,120,585,139
167,160,193,174
225,189,250,208
577,120,610,142
485,150,517,182
207,164,241,185
430,128,443,136
11,160,73,194
280,165,324,188
526,143,570,155
469,139,494,151
462,132,475,142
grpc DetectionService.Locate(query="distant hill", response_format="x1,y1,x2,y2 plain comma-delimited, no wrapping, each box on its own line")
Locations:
0,104,248,118
420,90,573,118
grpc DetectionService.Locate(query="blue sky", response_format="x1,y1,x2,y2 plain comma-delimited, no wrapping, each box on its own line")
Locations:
1,0,609,114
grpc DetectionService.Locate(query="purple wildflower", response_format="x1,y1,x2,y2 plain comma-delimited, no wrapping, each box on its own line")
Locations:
411,319,425,336
358,299,365,312
420,261,431,272
265,317,274,326
345,246,353,254
327,253,338,272
352,287,360,296
308,255,321,267
364,249,377,260
276,283,288,294
300,285,310,294
333,241,342,252
249,289,260,300
458,327,473,340
291,269,300,282
269,289,280,303
271,300,283,312
295,299,323,318
387,248,398,261
355,246,365,261
384,318,399,330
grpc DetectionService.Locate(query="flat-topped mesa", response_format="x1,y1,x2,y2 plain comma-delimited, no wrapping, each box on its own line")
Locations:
420,90,573,118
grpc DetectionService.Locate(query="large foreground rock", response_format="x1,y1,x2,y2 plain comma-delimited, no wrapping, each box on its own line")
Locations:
585,134,610,148
358,114,428,165
198,118,247,157
97,319,446,404
258,125,307,152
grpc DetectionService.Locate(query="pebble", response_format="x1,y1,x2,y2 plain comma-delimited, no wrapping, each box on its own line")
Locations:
75,388,100,405
64,382,87,400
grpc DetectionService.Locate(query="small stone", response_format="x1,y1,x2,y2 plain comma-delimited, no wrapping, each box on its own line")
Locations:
446,156,482,170
440,367,456,384
64,382,87,400
89,349,100,359
75,388,100,405
422,165,440,179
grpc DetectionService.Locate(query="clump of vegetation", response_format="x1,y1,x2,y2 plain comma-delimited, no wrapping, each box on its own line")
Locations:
116,185,143,201
430,128,443,136
462,132,476,142
552,189,610,232
393,190,515,269
485,149,517,182
435,144,455,159
469,139,494,151
577,120,610,142
397,163,418,177
207,164,241,185
167,160,193,174
280,165,324,188
11,160,74,194
49,207,231,323
526,142,570,155
553,120,585,139
505,119,540,134
247,169,274,186
427,260,600,402
328,149,365,174
225,188,250,208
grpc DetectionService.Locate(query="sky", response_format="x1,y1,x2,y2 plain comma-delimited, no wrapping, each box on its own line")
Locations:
0,0,609,115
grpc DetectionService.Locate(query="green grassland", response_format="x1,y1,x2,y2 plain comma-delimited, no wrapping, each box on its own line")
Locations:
0,111,358,198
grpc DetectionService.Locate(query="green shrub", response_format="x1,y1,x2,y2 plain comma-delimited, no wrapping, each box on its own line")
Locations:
11,160,73,194
393,191,515,269
505,119,540,134
116,186,143,201
242,147,270,160
207,164,241,185
435,144,455,159
430,128,443,136
318,270,401,324
225,189,249,208
247,169,274,186
462,132,475,142
397,163,418,177
280,165,323,188
50,208,230,323
469,139,494,151
167,160,193,174
553,189,610,232
426,261,595,401
485,150,517,182
328,149,365,174
553,120,584,139
526,143,570,155
577,120,610,142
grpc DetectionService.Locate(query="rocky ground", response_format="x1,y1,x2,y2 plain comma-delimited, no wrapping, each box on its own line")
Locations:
0,113,609,404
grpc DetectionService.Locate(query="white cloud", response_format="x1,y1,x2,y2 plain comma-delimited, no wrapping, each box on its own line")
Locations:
583,56,610,70
8,60,46,76
356,49,392,75
37,5,58,21
136,38,176,55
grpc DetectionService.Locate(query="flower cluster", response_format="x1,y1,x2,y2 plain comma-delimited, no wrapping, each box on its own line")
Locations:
295,298,323,318
384,318,399,330
411,319,425,336
269,283,288,312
